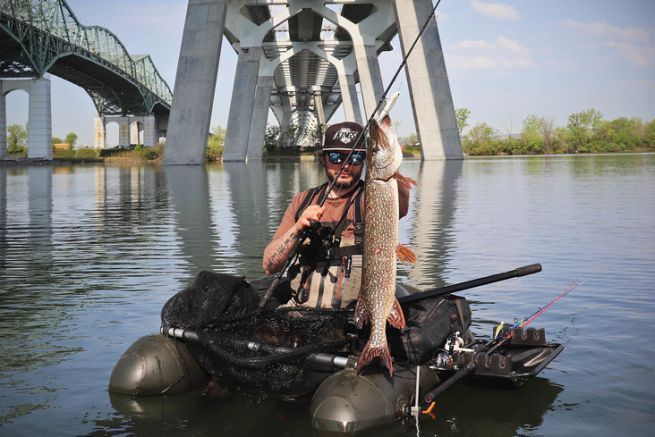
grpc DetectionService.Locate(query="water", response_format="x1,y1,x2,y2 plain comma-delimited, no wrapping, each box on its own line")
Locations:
1,154,654,436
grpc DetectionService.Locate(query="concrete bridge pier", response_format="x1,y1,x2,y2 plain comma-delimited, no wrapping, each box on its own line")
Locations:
339,73,362,125
127,115,156,146
0,78,52,160
353,42,384,119
27,78,52,160
247,74,274,160
394,0,463,160
143,115,157,147
223,47,262,161
0,88,6,159
118,118,130,146
163,0,228,165
94,116,105,149
271,97,293,148
313,88,326,127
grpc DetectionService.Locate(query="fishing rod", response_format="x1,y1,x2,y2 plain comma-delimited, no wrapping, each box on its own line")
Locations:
398,263,542,305
260,0,445,308
484,278,583,355
422,279,583,403
317,0,444,205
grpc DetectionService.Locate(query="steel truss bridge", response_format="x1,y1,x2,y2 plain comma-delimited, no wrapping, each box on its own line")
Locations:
0,0,172,116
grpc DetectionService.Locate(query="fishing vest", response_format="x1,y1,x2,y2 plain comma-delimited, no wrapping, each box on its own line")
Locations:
284,181,365,309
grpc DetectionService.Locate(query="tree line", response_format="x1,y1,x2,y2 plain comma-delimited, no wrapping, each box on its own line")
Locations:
453,108,655,156
5,123,79,156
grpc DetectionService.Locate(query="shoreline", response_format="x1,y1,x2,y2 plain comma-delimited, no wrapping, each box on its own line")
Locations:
1,150,653,166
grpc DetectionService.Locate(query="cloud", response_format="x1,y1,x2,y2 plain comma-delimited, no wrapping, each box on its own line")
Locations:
560,19,653,67
448,55,536,70
449,36,535,70
620,79,655,91
560,20,649,43
470,0,520,20
605,42,655,67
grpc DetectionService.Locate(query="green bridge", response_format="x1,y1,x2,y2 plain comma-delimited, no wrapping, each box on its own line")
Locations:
0,0,172,158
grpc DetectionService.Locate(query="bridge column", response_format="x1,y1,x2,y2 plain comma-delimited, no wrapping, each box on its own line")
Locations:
118,117,130,146
27,78,52,160
353,43,384,119
129,118,139,145
94,116,105,149
272,98,292,148
164,0,227,165
223,47,262,162
246,74,273,160
0,86,6,159
394,0,463,160
313,88,326,127
143,116,156,147
338,73,362,125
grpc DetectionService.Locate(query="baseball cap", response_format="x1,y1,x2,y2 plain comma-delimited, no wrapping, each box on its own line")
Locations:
322,122,366,152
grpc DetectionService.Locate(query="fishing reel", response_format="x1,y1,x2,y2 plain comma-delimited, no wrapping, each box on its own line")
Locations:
297,221,336,265
429,332,475,371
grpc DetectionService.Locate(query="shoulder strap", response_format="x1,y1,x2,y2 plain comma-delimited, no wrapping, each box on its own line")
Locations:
294,183,328,222
353,180,365,244
333,180,364,240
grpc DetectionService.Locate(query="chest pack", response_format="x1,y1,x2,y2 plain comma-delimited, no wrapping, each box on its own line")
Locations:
293,181,365,255
287,181,365,308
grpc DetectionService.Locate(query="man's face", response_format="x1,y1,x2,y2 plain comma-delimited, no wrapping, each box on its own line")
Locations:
323,151,365,188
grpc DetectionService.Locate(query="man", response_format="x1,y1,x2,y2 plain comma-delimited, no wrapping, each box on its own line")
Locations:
262,121,409,309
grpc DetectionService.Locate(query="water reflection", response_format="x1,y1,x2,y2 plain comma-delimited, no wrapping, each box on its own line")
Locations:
0,166,6,272
403,160,462,289
164,166,215,276
1,156,653,435
418,377,564,436
103,391,314,436
223,162,271,275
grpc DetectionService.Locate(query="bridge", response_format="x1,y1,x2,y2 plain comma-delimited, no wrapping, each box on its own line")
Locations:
0,0,173,159
1,0,462,164
165,0,463,164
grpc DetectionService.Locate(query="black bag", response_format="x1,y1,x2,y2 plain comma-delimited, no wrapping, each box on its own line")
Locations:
390,295,472,365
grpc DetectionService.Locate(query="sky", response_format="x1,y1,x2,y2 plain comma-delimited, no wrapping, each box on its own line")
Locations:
4,0,655,146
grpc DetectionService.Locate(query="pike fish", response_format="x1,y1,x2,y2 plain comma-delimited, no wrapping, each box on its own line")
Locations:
354,116,415,376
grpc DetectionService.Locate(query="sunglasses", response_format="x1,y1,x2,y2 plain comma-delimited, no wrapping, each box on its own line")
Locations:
325,151,366,166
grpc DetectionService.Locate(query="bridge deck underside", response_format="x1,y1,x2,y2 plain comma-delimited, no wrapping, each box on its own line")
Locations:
236,3,393,143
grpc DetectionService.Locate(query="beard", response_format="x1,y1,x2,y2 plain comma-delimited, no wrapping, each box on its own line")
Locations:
326,169,361,190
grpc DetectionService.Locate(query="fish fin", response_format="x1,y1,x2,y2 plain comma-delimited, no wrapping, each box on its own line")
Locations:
396,244,417,264
354,298,368,329
394,172,417,190
387,298,406,330
357,342,395,376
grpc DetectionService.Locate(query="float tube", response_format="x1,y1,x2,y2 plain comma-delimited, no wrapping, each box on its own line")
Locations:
109,264,568,432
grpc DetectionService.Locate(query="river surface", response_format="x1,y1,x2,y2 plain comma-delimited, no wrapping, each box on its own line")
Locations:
1,154,654,436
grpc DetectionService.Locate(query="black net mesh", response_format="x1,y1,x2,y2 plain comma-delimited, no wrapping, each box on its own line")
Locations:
161,271,351,394
161,271,471,394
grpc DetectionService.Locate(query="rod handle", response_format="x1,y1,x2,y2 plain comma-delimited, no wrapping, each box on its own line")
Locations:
516,263,542,277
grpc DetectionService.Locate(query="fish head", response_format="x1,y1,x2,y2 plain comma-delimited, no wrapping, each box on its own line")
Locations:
367,116,403,181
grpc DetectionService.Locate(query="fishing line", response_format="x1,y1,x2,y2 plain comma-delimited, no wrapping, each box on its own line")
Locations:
260,0,446,309
486,279,584,355
318,0,445,206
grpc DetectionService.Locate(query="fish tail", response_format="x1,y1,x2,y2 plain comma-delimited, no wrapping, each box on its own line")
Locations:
387,298,406,329
357,342,395,376
396,244,417,263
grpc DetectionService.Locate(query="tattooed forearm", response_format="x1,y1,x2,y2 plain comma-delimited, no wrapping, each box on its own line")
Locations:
266,230,298,272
